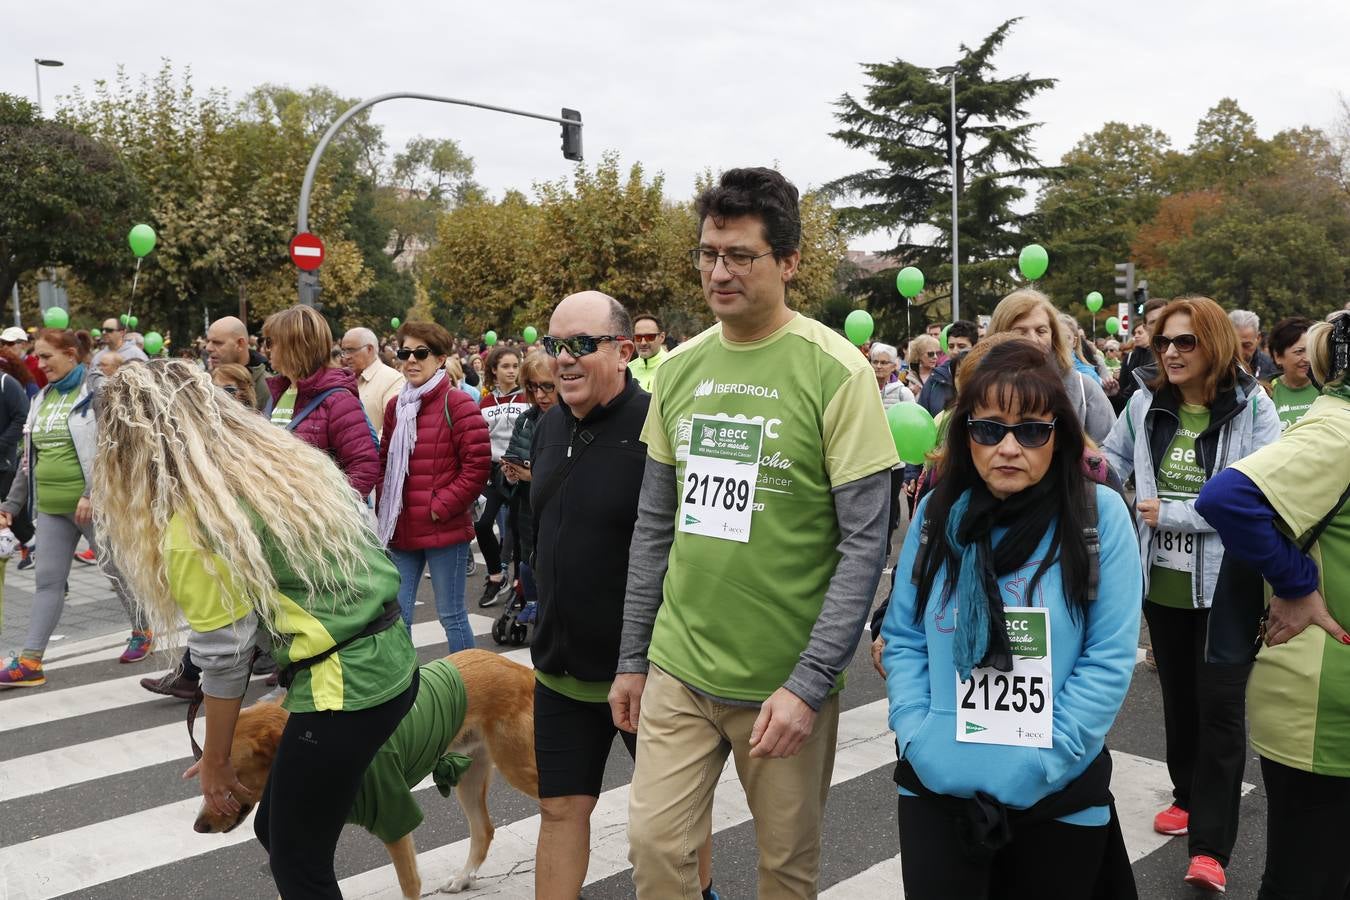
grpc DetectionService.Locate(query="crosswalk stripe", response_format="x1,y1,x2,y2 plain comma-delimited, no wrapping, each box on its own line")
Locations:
0,615,498,735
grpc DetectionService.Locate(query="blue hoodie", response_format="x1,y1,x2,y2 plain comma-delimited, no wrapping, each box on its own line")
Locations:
881,484,1142,825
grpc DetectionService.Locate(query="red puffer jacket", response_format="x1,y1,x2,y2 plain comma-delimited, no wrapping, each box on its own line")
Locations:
377,377,491,550
267,367,380,496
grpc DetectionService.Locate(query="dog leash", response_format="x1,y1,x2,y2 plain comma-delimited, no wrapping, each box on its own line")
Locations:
186,688,206,762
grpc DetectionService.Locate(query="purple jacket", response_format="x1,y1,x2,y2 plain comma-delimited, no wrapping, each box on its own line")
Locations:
377,377,491,550
268,367,380,496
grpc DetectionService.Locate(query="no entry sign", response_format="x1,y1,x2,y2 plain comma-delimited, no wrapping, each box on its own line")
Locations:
289,232,325,271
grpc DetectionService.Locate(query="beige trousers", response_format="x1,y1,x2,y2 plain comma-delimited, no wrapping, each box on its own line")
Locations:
627,665,841,899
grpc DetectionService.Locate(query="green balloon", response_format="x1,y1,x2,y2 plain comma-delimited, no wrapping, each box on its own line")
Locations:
522,325,538,343
143,331,164,356
484,330,498,347
43,307,70,329
120,314,131,326
128,315,139,330
1018,243,1050,281
91,328,102,339
390,317,401,329
844,309,875,346
128,224,157,258
940,323,952,353
895,266,925,299
1085,291,1104,313
887,402,939,465
1104,316,1121,336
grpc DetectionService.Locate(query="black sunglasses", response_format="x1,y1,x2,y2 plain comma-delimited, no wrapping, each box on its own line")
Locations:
1151,333,1198,354
395,347,436,361
540,334,627,358
967,417,1058,449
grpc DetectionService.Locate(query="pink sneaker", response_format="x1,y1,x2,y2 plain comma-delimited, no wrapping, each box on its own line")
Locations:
119,631,153,663
1184,855,1226,893
1153,803,1189,835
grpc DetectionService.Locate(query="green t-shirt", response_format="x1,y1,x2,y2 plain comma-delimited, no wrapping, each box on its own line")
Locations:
536,670,612,704
1147,403,1210,610
1272,377,1320,432
32,389,84,515
166,511,416,713
270,386,298,426
1235,394,1350,776
347,658,471,842
642,315,899,702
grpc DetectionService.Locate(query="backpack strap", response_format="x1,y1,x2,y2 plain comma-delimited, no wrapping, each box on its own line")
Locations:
910,514,932,586
1080,483,1100,605
286,387,345,432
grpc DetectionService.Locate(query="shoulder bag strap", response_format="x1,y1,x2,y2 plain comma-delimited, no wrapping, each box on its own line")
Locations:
1301,481,1350,553
286,387,344,432
530,426,597,525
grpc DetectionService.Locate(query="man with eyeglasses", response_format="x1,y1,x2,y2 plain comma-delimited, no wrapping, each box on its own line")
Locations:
612,167,898,899
340,327,405,441
205,316,272,409
92,317,148,372
627,312,669,393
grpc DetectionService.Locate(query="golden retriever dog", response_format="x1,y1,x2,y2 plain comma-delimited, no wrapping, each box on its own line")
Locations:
191,649,538,897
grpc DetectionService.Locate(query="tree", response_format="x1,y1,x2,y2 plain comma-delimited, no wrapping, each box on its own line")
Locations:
1179,98,1278,189
377,136,483,262
0,93,143,310
826,18,1060,321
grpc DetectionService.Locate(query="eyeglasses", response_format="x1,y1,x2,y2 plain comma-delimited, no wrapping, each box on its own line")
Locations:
338,346,364,357
967,417,1058,449
690,248,774,276
540,334,627,358
396,347,436,361
221,385,239,395
633,333,663,343
869,357,894,365
1151,334,1198,354
526,381,556,394
924,351,939,358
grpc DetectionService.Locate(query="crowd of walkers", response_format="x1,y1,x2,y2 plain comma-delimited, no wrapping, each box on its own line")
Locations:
1,164,1348,900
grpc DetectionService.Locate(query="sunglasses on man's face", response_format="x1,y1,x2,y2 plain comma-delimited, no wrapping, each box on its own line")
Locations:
395,347,436,361
633,333,662,343
967,417,1057,449
540,334,627,358
1151,333,1198,354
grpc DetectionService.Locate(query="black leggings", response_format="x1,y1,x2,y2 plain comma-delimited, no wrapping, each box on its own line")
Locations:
1144,602,1250,864
474,471,510,578
897,793,1109,900
1258,756,1350,899
254,669,418,898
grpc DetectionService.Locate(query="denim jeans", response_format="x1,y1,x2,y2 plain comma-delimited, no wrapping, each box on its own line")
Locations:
390,542,474,652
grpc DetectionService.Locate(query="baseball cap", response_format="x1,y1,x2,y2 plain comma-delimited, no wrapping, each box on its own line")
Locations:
0,327,28,343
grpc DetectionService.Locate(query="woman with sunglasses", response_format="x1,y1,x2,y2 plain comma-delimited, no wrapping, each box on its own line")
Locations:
210,363,260,413
1101,295,1280,894
475,345,530,608
261,306,380,497
905,335,940,394
1266,316,1319,431
377,323,491,649
881,338,1141,898
500,351,559,621
1195,311,1350,899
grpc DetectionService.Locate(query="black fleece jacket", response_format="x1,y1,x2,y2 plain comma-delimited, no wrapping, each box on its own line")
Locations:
529,373,650,682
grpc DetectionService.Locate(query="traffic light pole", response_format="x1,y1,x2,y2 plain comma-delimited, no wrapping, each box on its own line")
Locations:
294,93,582,306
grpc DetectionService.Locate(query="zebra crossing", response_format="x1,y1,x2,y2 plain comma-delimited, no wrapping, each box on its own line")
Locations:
0,600,1239,900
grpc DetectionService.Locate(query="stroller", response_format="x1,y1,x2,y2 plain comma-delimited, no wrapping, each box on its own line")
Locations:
491,576,535,646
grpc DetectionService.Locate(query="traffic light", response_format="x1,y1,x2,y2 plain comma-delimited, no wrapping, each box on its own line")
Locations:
560,108,583,162
1114,262,1135,302
1134,279,1149,315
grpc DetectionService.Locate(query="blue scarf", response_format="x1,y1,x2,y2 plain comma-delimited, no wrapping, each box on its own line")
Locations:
52,363,86,395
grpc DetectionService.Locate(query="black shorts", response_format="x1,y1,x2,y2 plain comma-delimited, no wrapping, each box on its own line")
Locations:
534,681,637,798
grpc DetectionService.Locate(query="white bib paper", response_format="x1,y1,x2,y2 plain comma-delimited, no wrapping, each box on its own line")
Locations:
956,607,1054,749
678,415,762,543
1151,528,1196,573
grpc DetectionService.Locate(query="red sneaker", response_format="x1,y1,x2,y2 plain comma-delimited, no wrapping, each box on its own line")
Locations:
73,547,97,566
1153,803,1189,835
1184,855,1226,893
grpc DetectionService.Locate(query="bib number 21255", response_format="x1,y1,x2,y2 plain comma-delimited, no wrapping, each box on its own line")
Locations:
955,607,1053,749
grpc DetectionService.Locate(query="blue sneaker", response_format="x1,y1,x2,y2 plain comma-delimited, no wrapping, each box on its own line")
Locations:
517,601,537,625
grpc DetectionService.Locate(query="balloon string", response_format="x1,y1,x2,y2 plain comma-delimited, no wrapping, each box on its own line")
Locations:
126,258,141,320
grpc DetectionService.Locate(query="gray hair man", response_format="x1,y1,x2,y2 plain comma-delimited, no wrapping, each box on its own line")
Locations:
341,327,404,440
1229,309,1277,379
205,316,270,409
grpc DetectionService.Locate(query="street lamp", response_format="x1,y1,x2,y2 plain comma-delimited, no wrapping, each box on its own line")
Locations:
34,58,64,116
935,64,959,322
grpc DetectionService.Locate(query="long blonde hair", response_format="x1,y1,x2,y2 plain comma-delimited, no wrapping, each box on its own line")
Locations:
92,361,380,643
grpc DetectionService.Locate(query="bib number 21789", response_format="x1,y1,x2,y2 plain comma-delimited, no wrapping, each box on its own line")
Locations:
678,414,763,544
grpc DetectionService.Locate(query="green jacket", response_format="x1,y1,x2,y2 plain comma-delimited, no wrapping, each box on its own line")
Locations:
628,347,668,393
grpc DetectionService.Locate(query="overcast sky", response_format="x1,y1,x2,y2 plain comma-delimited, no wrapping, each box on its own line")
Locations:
5,0,1346,251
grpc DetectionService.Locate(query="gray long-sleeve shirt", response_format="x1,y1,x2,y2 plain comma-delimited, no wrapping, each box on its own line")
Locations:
617,458,890,710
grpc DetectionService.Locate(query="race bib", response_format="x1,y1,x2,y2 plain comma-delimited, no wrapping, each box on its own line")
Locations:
1151,528,1196,573
678,414,762,543
956,607,1053,749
